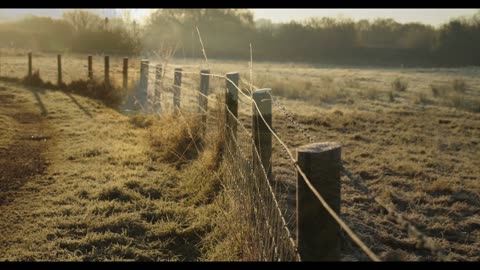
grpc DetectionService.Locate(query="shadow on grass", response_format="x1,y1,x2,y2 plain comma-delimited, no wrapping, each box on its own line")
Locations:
25,85,48,116
64,91,93,118
0,71,123,111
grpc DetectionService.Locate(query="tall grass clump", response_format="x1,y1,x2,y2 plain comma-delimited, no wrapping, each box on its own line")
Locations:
452,78,467,93
431,78,468,97
391,77,408,92
148,113,202,166
68,78,123,108
430,79,479,112
389,91,395,102
430,84,446,97
413,91,431,105
22,70,55,89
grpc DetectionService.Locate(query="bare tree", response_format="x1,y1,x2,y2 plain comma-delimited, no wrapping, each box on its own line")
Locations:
62,9,102,32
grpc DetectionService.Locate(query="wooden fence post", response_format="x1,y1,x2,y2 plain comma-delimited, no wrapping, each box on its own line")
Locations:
104,55,110,85
123,57,128,91
296,142,342,261
154,64,162,113
140,60,149,110
88,55,93,80
28,52,32,77
252,88,273,179
199,69,210,133
173,67,182,114
57,54,62,86
225,72,239,146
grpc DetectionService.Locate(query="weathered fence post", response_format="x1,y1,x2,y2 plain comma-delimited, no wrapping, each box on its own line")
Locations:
57,54,62,86
104,55,110,85
139,60,149,110
199,69,210,133
173,67,182,114
88,55,93,80
296,142,342,261
252,88,273,179
123,57,128,91
225,72,239,145
154,64,162,113
28,52,32,77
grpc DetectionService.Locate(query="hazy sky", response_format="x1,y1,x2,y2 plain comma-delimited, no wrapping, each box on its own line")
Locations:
0,9,478,27
129,9,479,26
251,9,479,26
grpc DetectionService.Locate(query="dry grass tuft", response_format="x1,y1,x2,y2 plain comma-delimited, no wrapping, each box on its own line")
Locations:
129,114,154,129
430,80,480,112
413,91,431,105
68,78,123,108
148,114,202,166
23,70,55,88
452,78,468,93
391,77,409,92
97,185,140,202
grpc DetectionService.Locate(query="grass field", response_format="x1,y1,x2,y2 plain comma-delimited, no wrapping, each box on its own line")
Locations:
1,51,479,261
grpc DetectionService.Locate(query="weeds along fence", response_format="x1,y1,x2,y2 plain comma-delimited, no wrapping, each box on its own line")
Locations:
1,52,448,261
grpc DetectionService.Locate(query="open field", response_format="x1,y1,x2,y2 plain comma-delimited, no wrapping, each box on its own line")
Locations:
1,51,480,261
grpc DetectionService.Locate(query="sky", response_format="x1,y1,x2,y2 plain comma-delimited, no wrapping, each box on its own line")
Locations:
251,9,479,26
0,9,478,27
127,9,479,26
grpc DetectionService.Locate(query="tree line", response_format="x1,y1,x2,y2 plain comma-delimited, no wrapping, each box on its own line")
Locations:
1,9,479,67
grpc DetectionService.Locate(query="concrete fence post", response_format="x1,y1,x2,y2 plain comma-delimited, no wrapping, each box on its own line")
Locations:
296,142,342,261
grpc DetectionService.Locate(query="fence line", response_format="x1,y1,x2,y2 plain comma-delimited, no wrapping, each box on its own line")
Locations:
144,64,379,261
155,63,446,262
152,69,305,260
0,52,451,261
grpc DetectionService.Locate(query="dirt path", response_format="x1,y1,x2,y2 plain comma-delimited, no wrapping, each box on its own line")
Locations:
0,83,60,260
0,86,53,205
0,82,217,261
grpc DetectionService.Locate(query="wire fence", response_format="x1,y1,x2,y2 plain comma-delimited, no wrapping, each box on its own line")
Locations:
137,62,381,261
147,63,449,261
0,52,450,262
